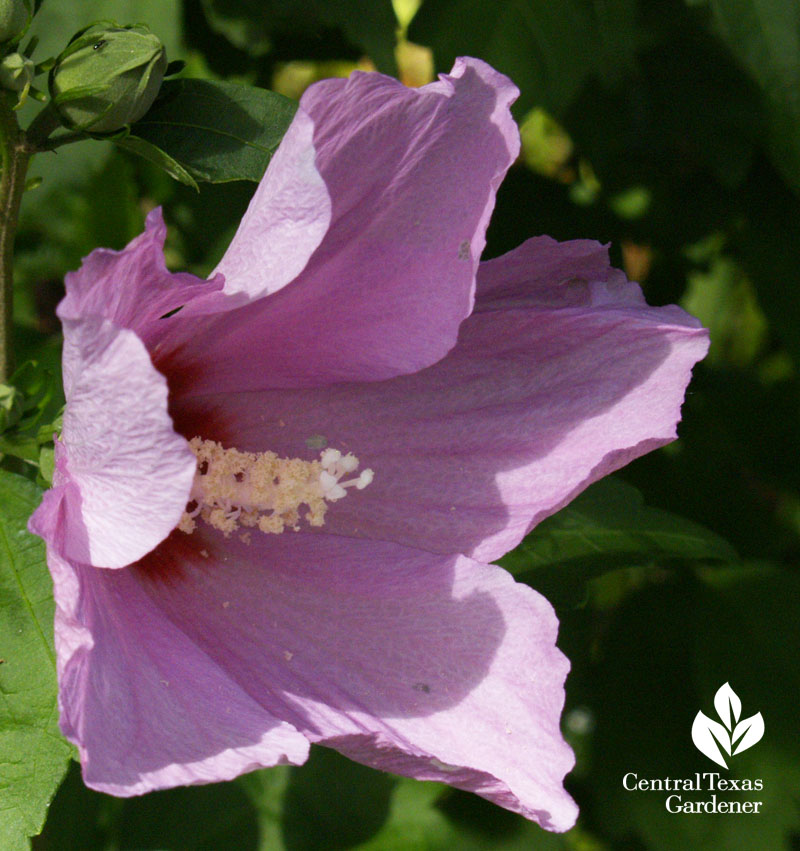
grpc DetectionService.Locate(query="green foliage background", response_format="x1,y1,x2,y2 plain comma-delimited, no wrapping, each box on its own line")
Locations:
1,0,798,848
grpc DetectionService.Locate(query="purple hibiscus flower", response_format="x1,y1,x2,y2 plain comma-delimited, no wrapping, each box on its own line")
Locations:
28,58,708,832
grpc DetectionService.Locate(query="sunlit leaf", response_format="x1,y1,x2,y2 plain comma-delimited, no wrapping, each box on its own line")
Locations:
0,471,71,851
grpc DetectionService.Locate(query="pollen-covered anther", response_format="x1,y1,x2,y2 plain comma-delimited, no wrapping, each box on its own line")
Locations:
179,438,374,537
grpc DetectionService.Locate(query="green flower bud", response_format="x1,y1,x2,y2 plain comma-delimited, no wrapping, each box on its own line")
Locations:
0,51,33,92
0,0,32,44
49,23,167,133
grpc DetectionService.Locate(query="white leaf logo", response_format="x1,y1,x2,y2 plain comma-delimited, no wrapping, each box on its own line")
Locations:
714,681,741,729
692,683,764,768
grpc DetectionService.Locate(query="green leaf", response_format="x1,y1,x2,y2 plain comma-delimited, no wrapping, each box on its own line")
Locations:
38,760,261,851
38,447,55,488
318,0,399,75
131,78,298,183
504,477,738,571
699,0,800,193
281,748,394,850
113,134,199,189
0,432,39,463
358,778,564,850
356,780,471,851
200,0,274,55
236,765,291,851
20,1,182,218
409,0,639,117
0,470,71,851
200,0,398,73
0,384,23,433
235,751,564,851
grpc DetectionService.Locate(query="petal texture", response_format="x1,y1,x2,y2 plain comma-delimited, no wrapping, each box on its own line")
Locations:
30,318,195,568
59,208,222,350
212,106,331,301
162,58,521,393
184,238,708,563
129,531,576,830
47,539,310,796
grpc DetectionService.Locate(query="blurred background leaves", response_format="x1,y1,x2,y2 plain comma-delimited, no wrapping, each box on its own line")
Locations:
2,0,799,848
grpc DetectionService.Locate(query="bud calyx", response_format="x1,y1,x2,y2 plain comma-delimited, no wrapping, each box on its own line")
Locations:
49,23,167,133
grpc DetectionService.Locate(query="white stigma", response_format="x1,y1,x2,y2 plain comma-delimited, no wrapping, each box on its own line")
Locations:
319,448,375,501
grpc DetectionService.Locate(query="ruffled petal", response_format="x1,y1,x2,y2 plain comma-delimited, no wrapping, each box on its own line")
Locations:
475,235,645,309
182,238,708,563
211,107,331,302
47,540,310,796
159,58,521,393
59,208,222,350
31,318,195,569
128,531,576,830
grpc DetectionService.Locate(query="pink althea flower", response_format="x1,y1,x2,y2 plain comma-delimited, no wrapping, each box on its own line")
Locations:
28,58,708,832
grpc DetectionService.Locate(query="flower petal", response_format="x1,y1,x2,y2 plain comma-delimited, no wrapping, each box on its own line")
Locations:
128,532,576,830
59,208,222,349
30,318,195,568
160,58,521,393
211,106,331,302
47,540,310,796
187,238,708,562
475,234,645,310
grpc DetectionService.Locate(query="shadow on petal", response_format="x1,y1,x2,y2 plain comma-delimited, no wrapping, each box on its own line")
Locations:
134,531,507,722
130,529,574,827
177,304,704,562
55,535,310,794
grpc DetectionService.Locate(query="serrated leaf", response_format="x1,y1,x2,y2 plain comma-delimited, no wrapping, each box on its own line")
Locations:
131,78,298,183
113,134,199,190
0,470,71,850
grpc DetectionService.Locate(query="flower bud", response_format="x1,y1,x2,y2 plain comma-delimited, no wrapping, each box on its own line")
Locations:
0,0,31,44
49,23,167,133
0,51,33,92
